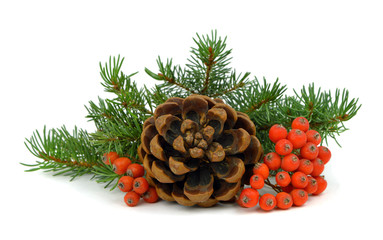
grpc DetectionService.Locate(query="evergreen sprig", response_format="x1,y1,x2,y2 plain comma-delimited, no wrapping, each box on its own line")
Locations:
23,126,119,188
145,30,251,100
86,56,151,161
22,31,361,190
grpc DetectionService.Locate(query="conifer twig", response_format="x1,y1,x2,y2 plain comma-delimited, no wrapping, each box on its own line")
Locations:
201,46,215,94
157,73,197,94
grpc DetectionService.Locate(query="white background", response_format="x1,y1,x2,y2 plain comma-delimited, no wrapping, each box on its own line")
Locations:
1,1,382,239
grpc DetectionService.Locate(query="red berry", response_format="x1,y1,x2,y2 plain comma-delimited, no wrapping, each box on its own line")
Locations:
117,176,134,192
313,176,327,195
291,189,308,206
281,184,294,193
102,151,119,165
250,174,265,189
142,187,159,203
305,176,318,194
281,154,300,172
298,159,314,175
300,142,319,160
253,163,269,180
287,129,307,149
292,117,310,132
275,171,291,187
126,163,145,178
275,139,293,156
259,193,276,211
269,124,288,143
291,171,309,189
124,191,140,207
238,188,259,208
318,146,331,164
113,157,132,175
276,192,293,210
133,177,149,195
311,158,325,177
306,130,321,145
263,152,281,170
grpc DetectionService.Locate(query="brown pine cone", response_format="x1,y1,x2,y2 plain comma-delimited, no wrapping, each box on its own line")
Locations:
137,94,263,207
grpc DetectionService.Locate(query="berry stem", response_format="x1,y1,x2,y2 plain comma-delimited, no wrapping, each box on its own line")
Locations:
264,178,282,193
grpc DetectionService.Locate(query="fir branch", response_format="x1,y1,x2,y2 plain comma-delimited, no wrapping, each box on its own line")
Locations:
249,82,361,153
145,57,197,96
242,78,287,114
157,72,196,94
294,85,361,145
201,46,215,94
22,126,121,189
86,98,143,159
211,85,241,98
144,85,170,107
225,77,287,124
210,70,251,100
145,30,251,99
100,55,153,116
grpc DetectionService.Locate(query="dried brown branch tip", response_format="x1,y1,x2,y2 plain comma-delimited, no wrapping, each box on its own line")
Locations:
138,94,263,207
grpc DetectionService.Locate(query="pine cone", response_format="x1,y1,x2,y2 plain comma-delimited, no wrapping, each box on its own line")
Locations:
138,95,263,207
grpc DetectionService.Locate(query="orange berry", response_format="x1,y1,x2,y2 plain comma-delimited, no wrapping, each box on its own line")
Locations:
142,187,159,203
250,174,265,189
291,189,308,206
124,191,140,207
126,163,145,178
276,192,293,210
269,124,288,143
300,142,319,160
275,139,293,155
113,157,131,175
117,176,134,192
102,151,119,165
306,130,321,145
259,193,276,211
318,146,331,164
311,158,325,177
291,117,310,132
305,176,318,194
275,171,291,187
313,176,327,195
133,177,149,195
298,159,314,175
287,129,307,149
253,163,269,180
263,152,281,170
291,171,309,189
281,154,300,172
238,188,259,208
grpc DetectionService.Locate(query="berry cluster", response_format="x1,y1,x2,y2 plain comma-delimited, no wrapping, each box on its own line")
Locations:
237,117,329,211
102,152,159,207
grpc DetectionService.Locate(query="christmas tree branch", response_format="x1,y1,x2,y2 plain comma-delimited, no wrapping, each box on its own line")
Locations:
22,126,122,189
145,57,198,98
146,31,251,99
210,80,247,98
100,55,154,115
201,46,215,94
157,73,196,94
86,98,143,160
